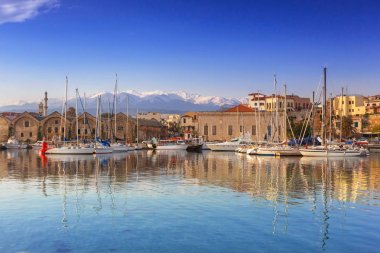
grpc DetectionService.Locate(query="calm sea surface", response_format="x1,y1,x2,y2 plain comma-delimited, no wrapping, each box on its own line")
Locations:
0,150,379,253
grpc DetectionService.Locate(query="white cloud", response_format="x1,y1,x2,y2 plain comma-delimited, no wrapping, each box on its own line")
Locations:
0,0,59,24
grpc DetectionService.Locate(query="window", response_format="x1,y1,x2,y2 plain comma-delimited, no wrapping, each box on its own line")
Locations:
183,118,186,124
252,125,256,135
228,125,233,135
78,129,80,134
24,121,29,127
212,125,216,135
29,132,32,137
267,125,272,137
240,125,243,132
55,120,59,124
204,125,208,136
254,102,257,106
21,133,24,137
54,127,58,133
354,122,359,128
85,129,88,134
118,126,123,131
48,127,52,133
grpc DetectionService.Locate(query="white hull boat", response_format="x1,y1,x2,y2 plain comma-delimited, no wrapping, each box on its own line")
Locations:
156,144,188,150
94,146,113,154
46,146,94,155
299,147,364,157
207,143,240,151
256,146,301,156
4,137,27,149
111,143,132,152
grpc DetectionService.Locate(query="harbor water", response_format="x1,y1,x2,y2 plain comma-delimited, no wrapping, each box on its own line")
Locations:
0,150,379,252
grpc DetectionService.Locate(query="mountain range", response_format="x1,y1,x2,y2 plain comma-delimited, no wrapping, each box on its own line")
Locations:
0,90,247,115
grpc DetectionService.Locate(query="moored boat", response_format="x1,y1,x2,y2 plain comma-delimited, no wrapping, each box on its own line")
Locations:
156,140,188,150
4,137,28,149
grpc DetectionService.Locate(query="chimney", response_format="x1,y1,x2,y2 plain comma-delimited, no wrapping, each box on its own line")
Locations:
44,91,48,116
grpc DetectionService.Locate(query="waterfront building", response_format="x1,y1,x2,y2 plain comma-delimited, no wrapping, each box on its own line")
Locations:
247,92,266,111
366,95,380,114
180,112,198,139
181,104,286,142
138,112,181,126
333,95,367,117
40,111,71,141
0,114,11,142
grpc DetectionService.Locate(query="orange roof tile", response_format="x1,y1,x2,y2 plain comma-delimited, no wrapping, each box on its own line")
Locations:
224,104,254,112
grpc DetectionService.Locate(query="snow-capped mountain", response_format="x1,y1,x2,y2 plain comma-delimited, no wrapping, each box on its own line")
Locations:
0,90,247,115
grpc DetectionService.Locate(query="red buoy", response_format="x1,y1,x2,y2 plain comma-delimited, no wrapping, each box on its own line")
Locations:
39,138,48,155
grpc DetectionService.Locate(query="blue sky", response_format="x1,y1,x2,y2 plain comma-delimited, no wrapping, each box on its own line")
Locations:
0,0,379,105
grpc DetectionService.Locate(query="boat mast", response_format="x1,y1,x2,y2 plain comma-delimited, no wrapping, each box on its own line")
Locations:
114,74,118,142
64,76,68,142
322,67,327,146
83,92,86,140
258,91,261,142
284,84,287,142
312,91,315,145
108,100,111,139
126,94,129,143
329,93,332,142
274,74,279,143
75,88,79,147
136,108,139,143
340,86,344,141
98,95,103,139
95,96,99,141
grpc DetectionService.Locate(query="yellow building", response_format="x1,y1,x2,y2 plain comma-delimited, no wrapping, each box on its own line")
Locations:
333,95,367,117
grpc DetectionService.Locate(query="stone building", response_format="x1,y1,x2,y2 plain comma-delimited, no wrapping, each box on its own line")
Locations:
12,112,43,143
131,118,168,141
40,111,72,141
0,110,167,144
0,114,11,142
181,104,286,142
180,112,198,139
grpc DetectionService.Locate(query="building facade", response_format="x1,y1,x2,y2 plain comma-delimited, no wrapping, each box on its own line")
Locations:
333,95,367,117
181,105,286,142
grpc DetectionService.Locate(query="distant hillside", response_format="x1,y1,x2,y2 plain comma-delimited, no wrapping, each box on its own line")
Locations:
0,90,247,115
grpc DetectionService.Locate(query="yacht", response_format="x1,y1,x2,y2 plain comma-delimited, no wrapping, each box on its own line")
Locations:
4,137,28,149
45,144,94,155
155,140,188,150
299,145,365,157
207,137,253,152
94,141,113,154
111,143,133,152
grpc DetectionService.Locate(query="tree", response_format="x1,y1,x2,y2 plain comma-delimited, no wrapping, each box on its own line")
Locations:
372,124,380,133
288,117,311,139
341,116,355,138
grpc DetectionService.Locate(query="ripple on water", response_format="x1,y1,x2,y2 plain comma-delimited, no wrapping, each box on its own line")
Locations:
0,151,379,252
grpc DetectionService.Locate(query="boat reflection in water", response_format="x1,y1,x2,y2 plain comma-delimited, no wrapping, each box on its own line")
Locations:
0,150,379,252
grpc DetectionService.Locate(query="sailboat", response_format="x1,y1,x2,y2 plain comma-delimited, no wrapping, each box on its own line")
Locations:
46,80,94,155
256,76,301,156
94,95,113,154
299,67,365,157
109,74,133,152
133,108,143,150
